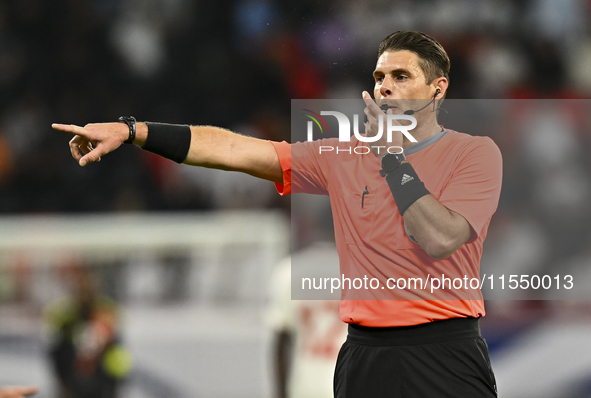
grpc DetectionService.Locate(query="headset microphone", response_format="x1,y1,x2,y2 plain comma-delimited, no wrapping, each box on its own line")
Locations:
403,88,441,115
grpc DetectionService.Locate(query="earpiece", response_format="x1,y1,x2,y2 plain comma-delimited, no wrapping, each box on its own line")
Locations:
403,89,442,115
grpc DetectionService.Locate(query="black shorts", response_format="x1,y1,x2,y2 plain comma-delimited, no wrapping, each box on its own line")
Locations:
334,317,498,398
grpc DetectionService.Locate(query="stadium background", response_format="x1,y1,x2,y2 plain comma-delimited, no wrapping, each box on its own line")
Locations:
0,0,590,397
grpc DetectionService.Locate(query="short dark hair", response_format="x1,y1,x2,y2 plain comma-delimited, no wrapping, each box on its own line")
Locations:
377,31,450,85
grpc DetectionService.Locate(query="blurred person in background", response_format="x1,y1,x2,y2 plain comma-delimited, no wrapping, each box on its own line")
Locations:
268,196,347,398
269,257,346,398
44,263,132,398
53,30,501,397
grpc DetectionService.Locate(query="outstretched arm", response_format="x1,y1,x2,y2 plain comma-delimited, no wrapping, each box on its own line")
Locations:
52,122,283,183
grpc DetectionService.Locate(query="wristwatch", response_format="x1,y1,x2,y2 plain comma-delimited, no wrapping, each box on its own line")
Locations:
379,152,406,177
118,116,137,144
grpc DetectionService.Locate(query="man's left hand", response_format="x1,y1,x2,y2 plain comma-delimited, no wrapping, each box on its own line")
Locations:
362,91,403,160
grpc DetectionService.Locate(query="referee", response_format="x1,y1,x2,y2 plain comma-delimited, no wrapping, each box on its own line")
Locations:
54,31,502,397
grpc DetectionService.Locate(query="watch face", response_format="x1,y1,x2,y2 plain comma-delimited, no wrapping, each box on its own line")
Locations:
382,153,403,172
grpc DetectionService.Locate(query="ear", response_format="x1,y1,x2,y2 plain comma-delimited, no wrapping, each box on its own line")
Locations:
433,76,448,98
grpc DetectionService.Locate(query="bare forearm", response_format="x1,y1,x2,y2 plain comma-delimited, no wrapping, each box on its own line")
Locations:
403,195,471,259
135,123,283,183
54,121,284,183
185,126,279,179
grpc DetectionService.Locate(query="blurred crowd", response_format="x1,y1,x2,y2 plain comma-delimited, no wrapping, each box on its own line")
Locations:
0,0,591,294
0,0,590,213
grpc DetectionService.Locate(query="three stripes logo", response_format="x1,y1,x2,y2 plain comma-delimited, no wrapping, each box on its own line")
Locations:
401,174,414,185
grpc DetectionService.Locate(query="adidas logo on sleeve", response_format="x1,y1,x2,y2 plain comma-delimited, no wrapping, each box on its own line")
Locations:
401,174,414,185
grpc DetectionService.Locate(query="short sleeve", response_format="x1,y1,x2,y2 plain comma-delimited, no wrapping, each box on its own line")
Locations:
270,139,336,196
269,141,292,195
438,137,503,242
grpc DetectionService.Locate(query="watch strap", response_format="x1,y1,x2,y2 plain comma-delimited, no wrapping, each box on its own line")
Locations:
119,116,137,144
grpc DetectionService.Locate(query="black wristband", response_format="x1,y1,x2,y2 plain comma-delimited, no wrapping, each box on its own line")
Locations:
143,122,192,163
119,116,136,144
385,162,430,216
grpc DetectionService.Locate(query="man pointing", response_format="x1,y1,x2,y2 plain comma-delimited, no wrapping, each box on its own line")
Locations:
53,31,502,397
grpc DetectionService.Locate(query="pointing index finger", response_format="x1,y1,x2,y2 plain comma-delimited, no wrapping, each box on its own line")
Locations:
52,123,89,137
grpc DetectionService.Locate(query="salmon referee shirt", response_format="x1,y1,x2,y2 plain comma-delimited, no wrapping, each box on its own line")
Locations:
271,129,503,327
